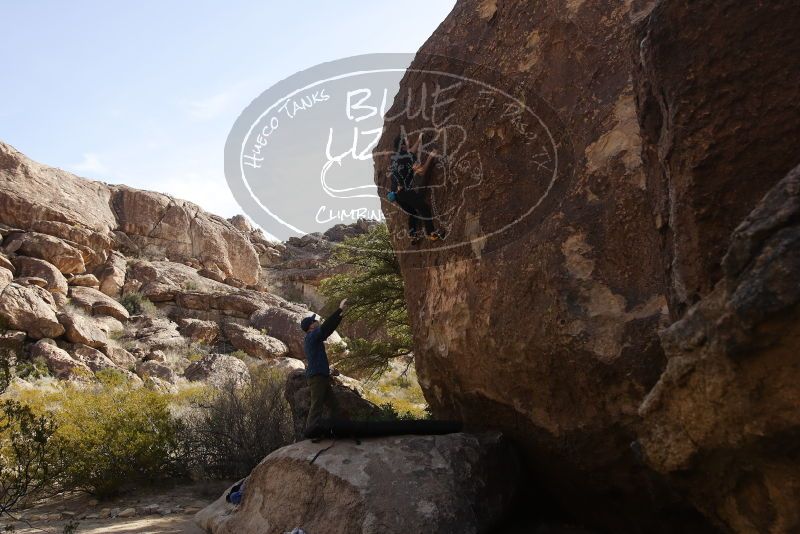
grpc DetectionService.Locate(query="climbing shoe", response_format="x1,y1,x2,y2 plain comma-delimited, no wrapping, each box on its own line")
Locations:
428,230,445,241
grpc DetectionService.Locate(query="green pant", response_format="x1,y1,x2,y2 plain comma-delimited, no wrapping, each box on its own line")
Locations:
305,375,340,432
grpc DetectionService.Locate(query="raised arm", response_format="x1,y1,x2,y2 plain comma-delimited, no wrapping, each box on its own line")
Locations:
319,298,348,340
418,149,439,176
409,132,423,156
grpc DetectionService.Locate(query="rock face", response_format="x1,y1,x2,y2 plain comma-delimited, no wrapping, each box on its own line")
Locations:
0,283,64,339
374,0,800,532
178,318,220,345
223,322,288,360
68,286,130,322
58,311,108,349
0,141,260,284
30,339,91,380
250,306,342,360
184,353,250,388
196,432,520,534
12,256,68,295
638,165,800,533
6,232,86,274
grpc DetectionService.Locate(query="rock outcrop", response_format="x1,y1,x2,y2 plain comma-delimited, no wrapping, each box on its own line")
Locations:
374,0,800,532
196,432,519,534
30,339,91,380
637,165,800,532
184,353,250,388
0,283,64,339
223,322,288,360
0,141,260,284
258,220,377,309
0,141,353,393
12,256,68,295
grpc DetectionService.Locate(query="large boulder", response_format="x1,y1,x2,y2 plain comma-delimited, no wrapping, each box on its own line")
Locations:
28,219,114,256
372,0,800,532
71,344,117,373
223,322,288,359
284,369,381,440
111,186,261,285
104,345,137,369
125,259,230,302
30,339,91,380
0,142,117,232
5,232,86,274
97,251,127,298
0,267,12,292
126,316,185,351
250,306,342,360
57,311,108,349
184,353,250,388
637,165,800,533
196,432,520,534
68,273,100,288
178,318,220,345
0,283,64,339
0,141,261,284
135,360,178,383
68,286,129,321
11,256,68,295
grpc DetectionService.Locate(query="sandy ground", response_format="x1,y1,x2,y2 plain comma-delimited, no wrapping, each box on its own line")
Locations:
1,481,230,534
9,515,205,533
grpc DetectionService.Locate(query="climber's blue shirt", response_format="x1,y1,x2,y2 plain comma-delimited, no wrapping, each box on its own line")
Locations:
304,308,343,377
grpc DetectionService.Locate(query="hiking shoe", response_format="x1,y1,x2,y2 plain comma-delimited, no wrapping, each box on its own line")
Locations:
410,235,423,245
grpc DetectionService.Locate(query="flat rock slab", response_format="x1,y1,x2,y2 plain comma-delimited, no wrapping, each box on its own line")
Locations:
196,432,519,534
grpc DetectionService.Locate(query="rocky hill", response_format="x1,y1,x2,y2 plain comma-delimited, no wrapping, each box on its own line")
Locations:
374,0,800,533
0,140,345,390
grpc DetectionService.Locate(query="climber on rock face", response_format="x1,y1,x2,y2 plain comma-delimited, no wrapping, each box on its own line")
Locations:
388,132,443,244
300,298,348,438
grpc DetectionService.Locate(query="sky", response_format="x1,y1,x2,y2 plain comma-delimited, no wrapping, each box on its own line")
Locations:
0,1,456,237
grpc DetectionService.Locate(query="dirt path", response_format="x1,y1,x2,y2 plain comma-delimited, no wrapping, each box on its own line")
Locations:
1,481,230,534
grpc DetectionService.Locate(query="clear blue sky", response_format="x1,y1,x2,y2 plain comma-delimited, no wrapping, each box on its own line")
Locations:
0,1,455,230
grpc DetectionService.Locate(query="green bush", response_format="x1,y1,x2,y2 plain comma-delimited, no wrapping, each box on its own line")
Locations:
119,292,160,317
0,358,65,516
52,384,180,497
94,368,131,388
14,357,50,380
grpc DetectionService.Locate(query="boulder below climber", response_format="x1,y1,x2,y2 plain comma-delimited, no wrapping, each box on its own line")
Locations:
195,432,519,534
284,369,381,440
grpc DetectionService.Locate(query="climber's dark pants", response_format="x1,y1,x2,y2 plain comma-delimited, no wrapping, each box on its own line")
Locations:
396,190,435,236
305,375,340,433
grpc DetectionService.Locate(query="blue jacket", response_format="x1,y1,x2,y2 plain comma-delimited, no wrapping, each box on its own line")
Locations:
304,308,343,377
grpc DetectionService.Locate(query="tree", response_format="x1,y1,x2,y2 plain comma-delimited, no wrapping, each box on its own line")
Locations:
319,223,413,378
0,350,65,518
